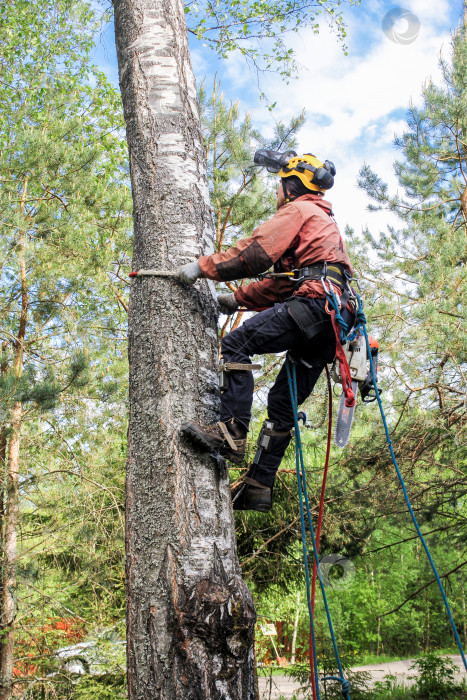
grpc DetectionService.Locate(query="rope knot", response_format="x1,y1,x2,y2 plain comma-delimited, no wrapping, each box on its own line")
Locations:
341,679,351,695
322,675,351,697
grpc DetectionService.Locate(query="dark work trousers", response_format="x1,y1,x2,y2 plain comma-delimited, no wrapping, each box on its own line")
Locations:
220,297,353,488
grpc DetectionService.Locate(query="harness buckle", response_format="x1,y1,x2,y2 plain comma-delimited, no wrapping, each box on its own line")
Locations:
292,268,305,283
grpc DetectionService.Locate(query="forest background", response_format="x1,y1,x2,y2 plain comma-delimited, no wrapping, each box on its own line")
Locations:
0,0,466,698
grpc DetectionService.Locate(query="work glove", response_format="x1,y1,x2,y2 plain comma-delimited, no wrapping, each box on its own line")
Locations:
217,293,238,315
178,260,202,285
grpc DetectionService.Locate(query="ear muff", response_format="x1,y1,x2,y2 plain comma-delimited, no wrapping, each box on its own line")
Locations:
312,167,334,191
324,160,336,177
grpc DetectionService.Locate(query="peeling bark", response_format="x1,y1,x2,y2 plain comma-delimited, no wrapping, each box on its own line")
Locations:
113,0,256,697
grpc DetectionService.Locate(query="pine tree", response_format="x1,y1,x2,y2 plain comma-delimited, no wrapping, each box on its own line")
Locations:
338,18,467,586
356,19,466,477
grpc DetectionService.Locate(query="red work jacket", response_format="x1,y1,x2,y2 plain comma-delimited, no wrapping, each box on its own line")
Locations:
198,193,353,311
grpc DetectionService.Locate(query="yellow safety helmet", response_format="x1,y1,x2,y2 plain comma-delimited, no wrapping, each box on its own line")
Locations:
278,153,336,192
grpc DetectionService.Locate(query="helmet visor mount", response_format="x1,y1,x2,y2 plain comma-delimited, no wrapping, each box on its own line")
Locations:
253,148,298,174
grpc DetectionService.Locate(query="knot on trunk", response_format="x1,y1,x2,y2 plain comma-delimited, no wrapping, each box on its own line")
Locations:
178,574,255,659
150,543,256,694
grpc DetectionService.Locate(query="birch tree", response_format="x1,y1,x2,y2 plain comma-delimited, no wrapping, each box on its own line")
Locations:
113,0,256,697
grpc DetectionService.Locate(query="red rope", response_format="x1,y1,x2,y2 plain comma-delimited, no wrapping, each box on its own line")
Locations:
309,365,333,700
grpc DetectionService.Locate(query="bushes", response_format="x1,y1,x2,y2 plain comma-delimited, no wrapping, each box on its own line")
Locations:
409,654,466,700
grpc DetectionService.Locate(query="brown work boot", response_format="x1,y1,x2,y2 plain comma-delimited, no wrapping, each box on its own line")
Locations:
231,477,272,513
180,417,247,464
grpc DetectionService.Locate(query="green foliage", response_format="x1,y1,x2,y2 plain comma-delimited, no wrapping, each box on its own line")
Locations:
24,673,127,700
200,78,305,245
184,0,353,80
372,674,412,699
354,28,467,424
410,653,466,699
73,674,127,700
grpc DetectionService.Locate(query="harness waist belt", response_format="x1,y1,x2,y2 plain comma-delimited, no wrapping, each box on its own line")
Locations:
296,262,349,288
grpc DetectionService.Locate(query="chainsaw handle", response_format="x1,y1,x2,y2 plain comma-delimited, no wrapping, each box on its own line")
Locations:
361,387,383,403
360,346,381,402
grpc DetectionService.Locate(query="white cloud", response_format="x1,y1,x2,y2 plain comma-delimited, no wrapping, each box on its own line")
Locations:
221,0,454,236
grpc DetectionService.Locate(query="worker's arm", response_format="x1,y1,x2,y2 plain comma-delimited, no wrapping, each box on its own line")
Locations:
234,277,295,311
198,203,304,282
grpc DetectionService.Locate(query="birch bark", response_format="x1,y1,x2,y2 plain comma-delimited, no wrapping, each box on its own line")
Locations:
113,0,256,697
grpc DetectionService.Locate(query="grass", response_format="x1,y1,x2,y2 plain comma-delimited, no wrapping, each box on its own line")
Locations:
257,665,290,677
354,646,461,667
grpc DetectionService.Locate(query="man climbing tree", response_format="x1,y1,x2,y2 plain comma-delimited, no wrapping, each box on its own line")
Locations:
113,0,359,691
180,150,355,512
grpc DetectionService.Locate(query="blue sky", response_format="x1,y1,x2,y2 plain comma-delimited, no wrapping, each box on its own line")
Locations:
93,0,463,236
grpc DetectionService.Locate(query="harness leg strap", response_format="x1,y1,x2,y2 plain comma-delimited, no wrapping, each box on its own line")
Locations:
218,360,261,392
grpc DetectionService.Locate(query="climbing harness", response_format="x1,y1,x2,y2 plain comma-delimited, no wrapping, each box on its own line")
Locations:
129,261,348,287
286,357,352,700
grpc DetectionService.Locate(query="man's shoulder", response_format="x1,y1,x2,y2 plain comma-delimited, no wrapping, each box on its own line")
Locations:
290,195,333,218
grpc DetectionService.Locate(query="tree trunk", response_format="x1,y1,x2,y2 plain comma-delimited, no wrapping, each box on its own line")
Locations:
0,343,8,583
291,592,300,664
113,1,256,697
0,181,28,699
0,403,21,700
462,584,466,649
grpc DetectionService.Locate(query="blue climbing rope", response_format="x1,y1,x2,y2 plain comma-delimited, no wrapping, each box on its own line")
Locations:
287,367,321,700
332,291,467,675
286,359,352,700
362,322,467,675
